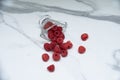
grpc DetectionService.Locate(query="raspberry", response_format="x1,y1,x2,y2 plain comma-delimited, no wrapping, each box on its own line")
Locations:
47,64,55,72
42,53,49,62
50,41,56,50
81,33,88,41
52,53,61,61
57,26,63,32
66,41,73,49
60,41,73,50
78,46,86,54
59,43,68,50
54,31,61,37
44,43,52,51
61,50,68,57
48,32,54,40
48,28,53,33
58,33,65,39
48,29,54,35
51,36,57,42
53,45,61,53
44,21,53,29
51,25,58,31
56,37,63,44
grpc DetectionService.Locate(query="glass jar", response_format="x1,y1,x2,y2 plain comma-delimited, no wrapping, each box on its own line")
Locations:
39,15,67,41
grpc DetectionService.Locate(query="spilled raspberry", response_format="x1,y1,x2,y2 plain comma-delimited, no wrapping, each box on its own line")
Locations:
78,46,86,54
81,33,88,41
57,37,63,44
61,50,68,57
44,43,52,51
47,64,55,72
52,52,61,61
53,45,61,53
50,41,56,50
66,41,73,49
42,53,49,62
54,31,61,37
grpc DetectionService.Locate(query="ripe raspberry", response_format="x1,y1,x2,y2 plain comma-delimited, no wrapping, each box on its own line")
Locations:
51,36,57,42
52,53,61,61
58,33,65,39
51,25,58,31
48,29,53,35
61,50,68,57
48,32,54,40
78,46,86,54
57,26,63,32
81,33,88,41
42,53,49,62
44,43,52,51
56,37,63,44
47,64,55,72
50,41,56,50
66,41,73,49
54,31,61,37
44,21,53,29
53,45,61,53
59,43,68,50
48,27,53,33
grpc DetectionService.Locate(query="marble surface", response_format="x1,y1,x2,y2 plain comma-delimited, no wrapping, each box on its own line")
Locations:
0,0,120,80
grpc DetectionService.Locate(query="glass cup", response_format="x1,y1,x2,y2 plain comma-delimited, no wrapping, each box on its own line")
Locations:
39,15,67,41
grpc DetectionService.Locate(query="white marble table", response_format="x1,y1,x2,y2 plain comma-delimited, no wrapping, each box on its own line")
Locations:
0,0,120,80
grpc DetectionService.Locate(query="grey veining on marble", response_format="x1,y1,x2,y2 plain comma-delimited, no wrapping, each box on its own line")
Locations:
0,12,3,23
0,11,41,48
75,0,97,11
112,49,120,71
0,0,120,24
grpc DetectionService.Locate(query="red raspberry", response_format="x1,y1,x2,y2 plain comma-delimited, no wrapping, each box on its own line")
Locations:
51,36,57,42
44,21,54,29
59,33,65,39
56,37,63,44
42,53,49,62
48,27,54,33
48,32,54,40
60,41,72,50
53,45,61,53
61,50,68,57
48,29,53,35
51,25,58,31
52,53,61,61
50,41,56,50
54,31,61,37
57,26,63,32
81,33,88,41
78,46,86,54
66,41,73,49
47,64,55,72
59,43,68,50
44,43,52,51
